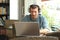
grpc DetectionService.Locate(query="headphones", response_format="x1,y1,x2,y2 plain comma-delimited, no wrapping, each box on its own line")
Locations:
29,4,40,13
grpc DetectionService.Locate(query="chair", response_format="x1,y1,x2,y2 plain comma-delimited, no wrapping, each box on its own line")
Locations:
4,20,19,38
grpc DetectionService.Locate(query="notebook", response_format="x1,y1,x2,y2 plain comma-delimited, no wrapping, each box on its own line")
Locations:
14,22,40,37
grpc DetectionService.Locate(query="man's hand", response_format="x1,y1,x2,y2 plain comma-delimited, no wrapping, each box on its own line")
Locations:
40,29,49,35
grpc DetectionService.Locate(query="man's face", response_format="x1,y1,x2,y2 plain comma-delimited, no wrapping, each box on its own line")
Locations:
30,7,39,19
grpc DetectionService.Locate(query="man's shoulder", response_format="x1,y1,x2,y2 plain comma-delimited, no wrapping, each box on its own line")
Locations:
24,15,30,18
39,14,44,18
21,15,30,22
39,14,46,20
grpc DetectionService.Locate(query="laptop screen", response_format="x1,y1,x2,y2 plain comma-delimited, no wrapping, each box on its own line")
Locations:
14,22,40,36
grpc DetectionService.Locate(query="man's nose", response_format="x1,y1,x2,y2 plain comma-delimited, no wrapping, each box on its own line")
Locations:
32,12,35,15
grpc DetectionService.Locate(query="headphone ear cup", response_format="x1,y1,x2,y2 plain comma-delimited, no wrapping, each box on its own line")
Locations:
38,10,40,13
38,8,40,13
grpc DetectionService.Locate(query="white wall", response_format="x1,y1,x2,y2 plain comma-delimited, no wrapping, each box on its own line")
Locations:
10,0,18,20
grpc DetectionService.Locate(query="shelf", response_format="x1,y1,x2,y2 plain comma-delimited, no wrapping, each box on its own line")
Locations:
0,0,9,27
0,25,4,27
0,3,9,6
0,14,9,17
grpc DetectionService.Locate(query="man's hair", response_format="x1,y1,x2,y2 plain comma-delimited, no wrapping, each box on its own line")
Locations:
29,4,40,13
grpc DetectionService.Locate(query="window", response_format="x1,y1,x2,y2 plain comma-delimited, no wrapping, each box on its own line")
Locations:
41,0,60,31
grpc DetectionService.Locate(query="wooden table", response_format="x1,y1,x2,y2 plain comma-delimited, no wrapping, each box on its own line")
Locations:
9,36,58,40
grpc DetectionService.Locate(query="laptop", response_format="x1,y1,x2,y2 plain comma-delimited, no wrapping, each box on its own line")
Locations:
14,22,40,37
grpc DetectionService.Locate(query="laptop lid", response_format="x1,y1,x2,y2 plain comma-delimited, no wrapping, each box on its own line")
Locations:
14,22,40,36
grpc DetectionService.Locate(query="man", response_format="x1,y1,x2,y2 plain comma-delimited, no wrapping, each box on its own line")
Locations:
22,4,51,35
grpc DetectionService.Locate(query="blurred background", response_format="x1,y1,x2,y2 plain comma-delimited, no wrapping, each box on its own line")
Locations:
18,0,60,31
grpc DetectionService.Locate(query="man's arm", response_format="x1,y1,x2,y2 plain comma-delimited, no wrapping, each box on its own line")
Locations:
40,16,52,34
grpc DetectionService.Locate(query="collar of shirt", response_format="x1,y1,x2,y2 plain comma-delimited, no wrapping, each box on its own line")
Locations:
29,15,39,22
